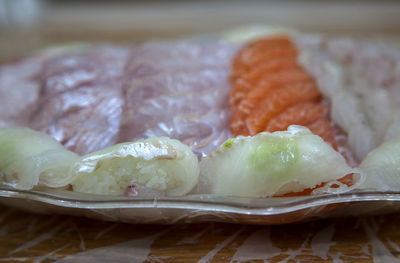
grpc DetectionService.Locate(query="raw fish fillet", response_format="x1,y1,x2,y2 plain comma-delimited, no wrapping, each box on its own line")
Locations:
296,35,400,160
0,58,42,128
30,46,130,155
119,40,238,157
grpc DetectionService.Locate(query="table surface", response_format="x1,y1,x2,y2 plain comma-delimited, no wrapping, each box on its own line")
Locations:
1,205,400,263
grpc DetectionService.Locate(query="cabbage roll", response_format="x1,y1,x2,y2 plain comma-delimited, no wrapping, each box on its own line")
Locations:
71,137,199,196
198,125,357,197
0,128,79,189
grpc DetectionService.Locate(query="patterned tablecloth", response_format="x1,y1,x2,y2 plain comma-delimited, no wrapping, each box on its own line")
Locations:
1,205,400,263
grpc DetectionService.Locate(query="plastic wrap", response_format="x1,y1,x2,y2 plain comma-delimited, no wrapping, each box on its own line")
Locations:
3,35,400,225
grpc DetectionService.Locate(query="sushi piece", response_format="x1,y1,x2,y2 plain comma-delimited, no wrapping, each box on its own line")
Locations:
71,137,199,196
358,136,400,191
198,126,359,197
0,128,79,190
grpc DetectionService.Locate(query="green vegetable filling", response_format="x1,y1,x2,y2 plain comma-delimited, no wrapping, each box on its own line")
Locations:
223,138,236,149
248,137,299,177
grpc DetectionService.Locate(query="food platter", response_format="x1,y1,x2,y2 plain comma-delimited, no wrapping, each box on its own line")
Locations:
3,16,400,224
2,186,400,224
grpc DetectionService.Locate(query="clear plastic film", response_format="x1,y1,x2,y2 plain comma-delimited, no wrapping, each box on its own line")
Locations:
1,32,400,225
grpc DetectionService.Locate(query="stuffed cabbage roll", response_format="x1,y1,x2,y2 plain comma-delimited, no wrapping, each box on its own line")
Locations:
71,137,199,196
0,128,79,189
198,126,359,197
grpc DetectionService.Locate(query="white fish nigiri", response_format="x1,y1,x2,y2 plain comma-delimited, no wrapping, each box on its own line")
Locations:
71,137,199,196
359,137,400,191
198,126,356,197
0,128,79,189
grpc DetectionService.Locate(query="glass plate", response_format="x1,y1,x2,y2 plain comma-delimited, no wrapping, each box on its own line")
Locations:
1,186,399,224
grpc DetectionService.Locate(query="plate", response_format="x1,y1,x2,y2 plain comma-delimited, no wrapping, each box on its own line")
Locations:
1,186,399,224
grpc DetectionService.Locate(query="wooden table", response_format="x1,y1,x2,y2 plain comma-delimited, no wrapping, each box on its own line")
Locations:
1,204,400,262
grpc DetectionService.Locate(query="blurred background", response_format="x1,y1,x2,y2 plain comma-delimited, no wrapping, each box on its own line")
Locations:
1,0,400,61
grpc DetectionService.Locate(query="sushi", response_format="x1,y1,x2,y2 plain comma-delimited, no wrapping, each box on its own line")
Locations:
1,27,400,198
